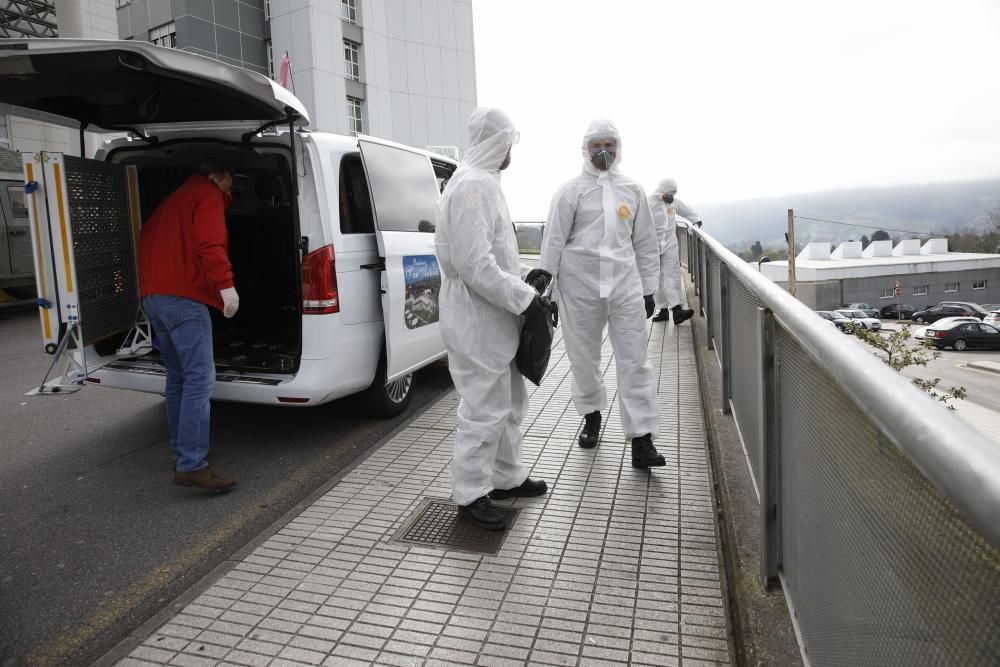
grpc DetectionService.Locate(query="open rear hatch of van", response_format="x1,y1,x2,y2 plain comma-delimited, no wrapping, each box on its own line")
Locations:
0,38,310,384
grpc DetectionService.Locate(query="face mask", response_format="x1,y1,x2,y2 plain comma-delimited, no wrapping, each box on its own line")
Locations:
499,148,511,171
590,149,615,171
662,194,674,204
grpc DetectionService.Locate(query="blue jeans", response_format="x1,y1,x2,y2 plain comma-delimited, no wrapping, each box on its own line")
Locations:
142,295,216,472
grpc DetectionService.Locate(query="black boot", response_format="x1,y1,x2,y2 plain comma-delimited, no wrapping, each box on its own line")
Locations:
631,434,666,468
490,478,548,500
578,411,601,449
672,305,695,325
458,495,507,530
651,308,671,322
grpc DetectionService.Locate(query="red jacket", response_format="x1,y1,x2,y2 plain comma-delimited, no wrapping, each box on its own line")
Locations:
138,175,234,311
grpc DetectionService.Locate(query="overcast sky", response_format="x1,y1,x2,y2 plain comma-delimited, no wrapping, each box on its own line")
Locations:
470,0,1000,221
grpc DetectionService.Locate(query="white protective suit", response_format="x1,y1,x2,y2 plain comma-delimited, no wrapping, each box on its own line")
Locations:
540,119,660,440
435,107,537,506
650,178,701,310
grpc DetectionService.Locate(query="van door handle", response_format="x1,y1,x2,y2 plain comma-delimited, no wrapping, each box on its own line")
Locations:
361,262,385,271
9,230,26,236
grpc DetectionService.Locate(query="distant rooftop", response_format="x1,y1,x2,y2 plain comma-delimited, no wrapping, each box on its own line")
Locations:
760,238,1000,281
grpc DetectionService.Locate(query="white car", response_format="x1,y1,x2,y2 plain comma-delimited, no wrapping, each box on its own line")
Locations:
5,39,459,415
835,309,882,331
912,316,980,340
984,310,1000,327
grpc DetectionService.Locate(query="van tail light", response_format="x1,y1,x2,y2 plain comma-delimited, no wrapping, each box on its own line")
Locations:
302,244,339,314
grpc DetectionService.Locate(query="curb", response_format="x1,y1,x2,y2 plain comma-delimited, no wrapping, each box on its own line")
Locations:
967,362,1000,376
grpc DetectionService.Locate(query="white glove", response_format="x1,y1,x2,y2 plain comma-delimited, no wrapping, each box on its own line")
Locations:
221,287,239,318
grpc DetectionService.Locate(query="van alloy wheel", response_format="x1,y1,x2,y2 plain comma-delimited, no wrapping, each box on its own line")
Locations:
386,375,413,404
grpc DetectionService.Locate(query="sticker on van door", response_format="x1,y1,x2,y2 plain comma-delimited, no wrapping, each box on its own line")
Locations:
403,255,440,329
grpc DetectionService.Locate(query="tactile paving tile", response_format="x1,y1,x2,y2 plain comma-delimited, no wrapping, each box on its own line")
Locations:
391,497,519,555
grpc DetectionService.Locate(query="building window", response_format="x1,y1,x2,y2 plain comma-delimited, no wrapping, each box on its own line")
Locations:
265,40,274,79
347,96,363,135
879,288,894,299
973,280,987,290
944,282,959,293
150,22,177,48
0,114,10,148
344,39,360,81
342,0,357,23
115,0,132,7
913,285,928,296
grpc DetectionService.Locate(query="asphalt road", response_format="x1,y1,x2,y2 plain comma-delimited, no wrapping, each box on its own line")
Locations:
0,306,454,666
874,322,1000,412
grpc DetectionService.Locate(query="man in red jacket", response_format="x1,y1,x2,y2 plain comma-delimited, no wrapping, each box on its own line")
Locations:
139,160,239,491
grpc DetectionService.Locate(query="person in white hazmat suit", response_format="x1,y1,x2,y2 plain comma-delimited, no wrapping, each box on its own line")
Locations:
435,107,551,531
540,119,666,468
649,178,700,324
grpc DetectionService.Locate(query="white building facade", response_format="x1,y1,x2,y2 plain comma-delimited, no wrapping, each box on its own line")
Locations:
116,0,476,154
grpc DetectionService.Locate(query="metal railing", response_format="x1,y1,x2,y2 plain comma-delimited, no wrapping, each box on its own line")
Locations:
680,224,1000,666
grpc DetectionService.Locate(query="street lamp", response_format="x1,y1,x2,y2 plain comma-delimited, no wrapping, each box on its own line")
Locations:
758,256,772,272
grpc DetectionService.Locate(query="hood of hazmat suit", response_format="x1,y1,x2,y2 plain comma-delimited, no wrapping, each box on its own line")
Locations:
649,178,701,254
541,118,659,300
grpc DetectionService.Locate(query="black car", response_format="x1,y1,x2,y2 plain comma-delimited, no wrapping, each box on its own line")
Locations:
911,303,987,324
879,303,917,319
926,321,1000,351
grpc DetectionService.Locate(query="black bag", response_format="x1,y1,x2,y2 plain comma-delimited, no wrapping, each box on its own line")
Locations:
516,285,558,386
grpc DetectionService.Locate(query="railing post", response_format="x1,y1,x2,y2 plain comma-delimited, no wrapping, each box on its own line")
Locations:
758,307,780,590
721,264,732,414
704,250,714,350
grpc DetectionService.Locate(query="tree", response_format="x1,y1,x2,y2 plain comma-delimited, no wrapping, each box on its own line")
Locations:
871,229,890,242
860,234,870,249
750,240,763,261
845,322,966,409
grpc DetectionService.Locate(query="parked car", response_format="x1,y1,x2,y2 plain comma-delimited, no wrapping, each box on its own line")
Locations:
0,38,461,415
835,309,882,330
911,302,987,323
879,303,917,320
984,310,1000,327
816,310,852,332
843,302,879,318
926,321,1000,351
912,316,981,340
0,147,36,299
979,303,1000,312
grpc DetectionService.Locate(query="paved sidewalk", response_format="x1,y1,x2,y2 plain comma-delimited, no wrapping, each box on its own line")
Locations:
113,321,731,666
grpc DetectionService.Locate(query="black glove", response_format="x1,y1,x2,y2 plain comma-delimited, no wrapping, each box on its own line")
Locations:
525,268,552,294
644,294,655,319
523,294,547,318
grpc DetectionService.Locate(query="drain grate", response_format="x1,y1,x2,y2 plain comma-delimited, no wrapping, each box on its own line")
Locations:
392,497,519,555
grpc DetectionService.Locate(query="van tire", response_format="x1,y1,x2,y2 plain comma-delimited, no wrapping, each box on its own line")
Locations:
357,347,414,418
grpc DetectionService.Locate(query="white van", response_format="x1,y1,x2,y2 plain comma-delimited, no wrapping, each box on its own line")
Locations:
0,39,456,416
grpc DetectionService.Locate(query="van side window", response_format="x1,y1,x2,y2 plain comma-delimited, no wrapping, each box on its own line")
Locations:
339,154,375,234
358,142,439,233
7,186,28,217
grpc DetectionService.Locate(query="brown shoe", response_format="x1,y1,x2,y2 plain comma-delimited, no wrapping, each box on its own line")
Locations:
174,466,237,491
